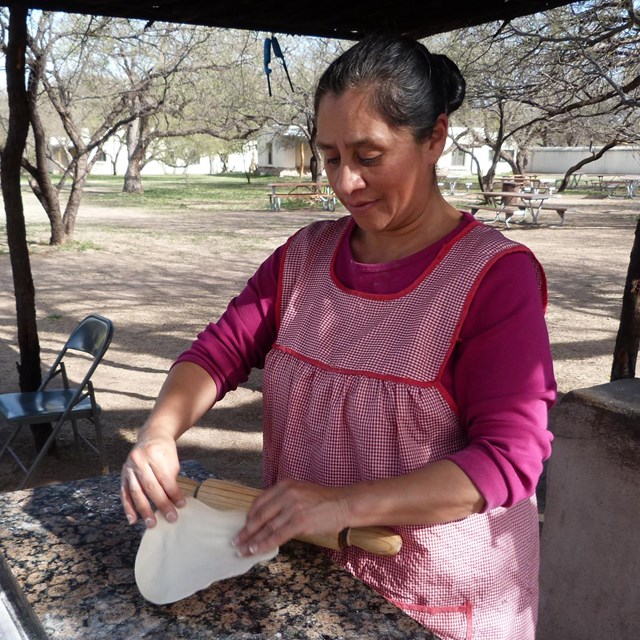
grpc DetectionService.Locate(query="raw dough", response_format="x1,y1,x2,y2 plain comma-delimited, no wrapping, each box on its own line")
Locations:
135,496,278,604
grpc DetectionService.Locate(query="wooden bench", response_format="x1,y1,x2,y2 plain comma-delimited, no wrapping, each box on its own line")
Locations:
469,204,521,226
516,203,567,225
470,204,567,226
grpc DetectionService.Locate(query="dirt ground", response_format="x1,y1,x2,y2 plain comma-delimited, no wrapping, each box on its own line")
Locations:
1,189,639,496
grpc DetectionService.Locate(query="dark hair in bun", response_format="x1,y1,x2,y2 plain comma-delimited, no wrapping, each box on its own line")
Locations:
314,34,466,142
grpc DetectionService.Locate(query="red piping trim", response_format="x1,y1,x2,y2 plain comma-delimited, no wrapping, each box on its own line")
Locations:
273,344,437,388
329,216,482,301
436,244,546,381
387,598,473,640
434,379,459,417
275,236,294,333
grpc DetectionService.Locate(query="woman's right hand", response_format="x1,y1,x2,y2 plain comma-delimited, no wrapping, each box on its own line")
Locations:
120,430,186,528
120,361,218,527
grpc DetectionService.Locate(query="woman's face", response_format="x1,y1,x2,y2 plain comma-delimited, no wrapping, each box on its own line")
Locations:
316,89,446,235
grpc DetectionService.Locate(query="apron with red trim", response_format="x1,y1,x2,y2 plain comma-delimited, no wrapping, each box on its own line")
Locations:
262,216,545,640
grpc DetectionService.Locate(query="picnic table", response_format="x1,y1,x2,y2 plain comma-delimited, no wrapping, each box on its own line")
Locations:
566,173,639,197
437,177,473,196
470,191,566,227
565,172,604,189
510,174,539,188
268,182,337,211
604,176,639,199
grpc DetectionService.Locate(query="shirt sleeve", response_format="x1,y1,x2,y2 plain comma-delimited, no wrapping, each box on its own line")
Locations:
445,249,557,511
173,244,284,402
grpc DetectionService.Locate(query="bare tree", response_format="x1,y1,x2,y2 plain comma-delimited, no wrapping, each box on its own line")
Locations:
0,4,53,450
506,0,640,379
434,1,640,379
119,27,270,193
508,0,640,190
6,12,154,243
0,15,270,240
432,2,640,191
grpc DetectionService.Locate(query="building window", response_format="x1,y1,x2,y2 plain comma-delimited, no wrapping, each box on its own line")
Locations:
94,149,107,162
267,142,273,165
451,148,467,167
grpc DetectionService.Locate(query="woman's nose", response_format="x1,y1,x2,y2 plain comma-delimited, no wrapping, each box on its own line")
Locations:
335,164,365,195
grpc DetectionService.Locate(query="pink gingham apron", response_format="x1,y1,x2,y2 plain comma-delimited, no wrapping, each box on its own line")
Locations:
262,216,546,640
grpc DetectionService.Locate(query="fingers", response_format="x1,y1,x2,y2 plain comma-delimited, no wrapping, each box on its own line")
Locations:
234,500,293,556
121,464,155,527
233,506,291,556
120,437,185,528
232,480,348,557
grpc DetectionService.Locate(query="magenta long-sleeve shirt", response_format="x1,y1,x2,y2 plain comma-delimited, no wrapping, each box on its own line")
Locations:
176,213,556,511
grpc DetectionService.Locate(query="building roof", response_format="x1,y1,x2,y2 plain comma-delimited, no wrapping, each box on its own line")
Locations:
25,1,579,40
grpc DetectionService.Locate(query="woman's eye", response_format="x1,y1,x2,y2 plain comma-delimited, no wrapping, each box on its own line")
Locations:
325,157,340,166
360,155,381,166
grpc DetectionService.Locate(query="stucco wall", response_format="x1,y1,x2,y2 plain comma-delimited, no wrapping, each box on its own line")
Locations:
529,146,640,175
538,379,640,639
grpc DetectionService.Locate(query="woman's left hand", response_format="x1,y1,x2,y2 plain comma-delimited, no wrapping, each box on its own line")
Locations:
232,478,350,556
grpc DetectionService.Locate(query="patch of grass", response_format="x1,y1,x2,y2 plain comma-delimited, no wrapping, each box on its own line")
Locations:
58,240,102,252
81,174,284,211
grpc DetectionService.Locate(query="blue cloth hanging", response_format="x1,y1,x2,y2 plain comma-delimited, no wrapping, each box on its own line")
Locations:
263,35,294,96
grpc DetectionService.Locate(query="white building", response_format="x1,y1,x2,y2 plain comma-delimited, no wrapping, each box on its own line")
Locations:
438,126,513,177
90,135,258,176
48,133,258,177
255,126,312,176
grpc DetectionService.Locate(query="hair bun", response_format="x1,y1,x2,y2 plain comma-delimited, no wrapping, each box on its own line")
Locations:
434,54,466,115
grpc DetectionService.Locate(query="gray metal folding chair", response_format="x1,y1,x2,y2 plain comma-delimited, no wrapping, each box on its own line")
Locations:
0,314,114,489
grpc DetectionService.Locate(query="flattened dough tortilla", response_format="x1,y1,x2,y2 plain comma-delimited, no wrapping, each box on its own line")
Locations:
135,497,278,604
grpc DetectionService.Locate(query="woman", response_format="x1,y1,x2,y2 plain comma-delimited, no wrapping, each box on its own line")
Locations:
121,35,556,640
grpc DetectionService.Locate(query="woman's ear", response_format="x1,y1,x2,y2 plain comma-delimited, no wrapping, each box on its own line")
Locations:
424,113,450,164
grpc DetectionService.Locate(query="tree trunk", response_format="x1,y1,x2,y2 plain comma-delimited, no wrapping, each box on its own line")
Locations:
1,3,53,451
26,174,65,244
123,161,143,194
309,142,322,184
25,36,65,245
123,117,146,194
515,147,529,175
611,218,640,380
308,117,323,184
62,156,90,240
557,141,618,193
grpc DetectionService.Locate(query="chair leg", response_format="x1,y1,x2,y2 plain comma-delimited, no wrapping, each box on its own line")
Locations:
93,413,109,475
6,445,29,474
19,418,66,490
0,423,29,475
70,417,85,462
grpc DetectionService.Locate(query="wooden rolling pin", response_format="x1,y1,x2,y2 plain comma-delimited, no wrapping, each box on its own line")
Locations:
176,476,402,556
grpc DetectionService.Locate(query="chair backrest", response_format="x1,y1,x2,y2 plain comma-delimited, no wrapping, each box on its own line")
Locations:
41,315,114,391
66,315,114,357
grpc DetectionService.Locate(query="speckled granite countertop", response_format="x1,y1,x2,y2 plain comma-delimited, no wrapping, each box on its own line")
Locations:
0,461,436,639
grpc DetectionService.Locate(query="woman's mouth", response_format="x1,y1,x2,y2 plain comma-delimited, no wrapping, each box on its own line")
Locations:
345,199,377,214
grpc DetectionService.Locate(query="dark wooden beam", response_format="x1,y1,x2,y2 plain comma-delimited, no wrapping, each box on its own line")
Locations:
16,1,580,40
